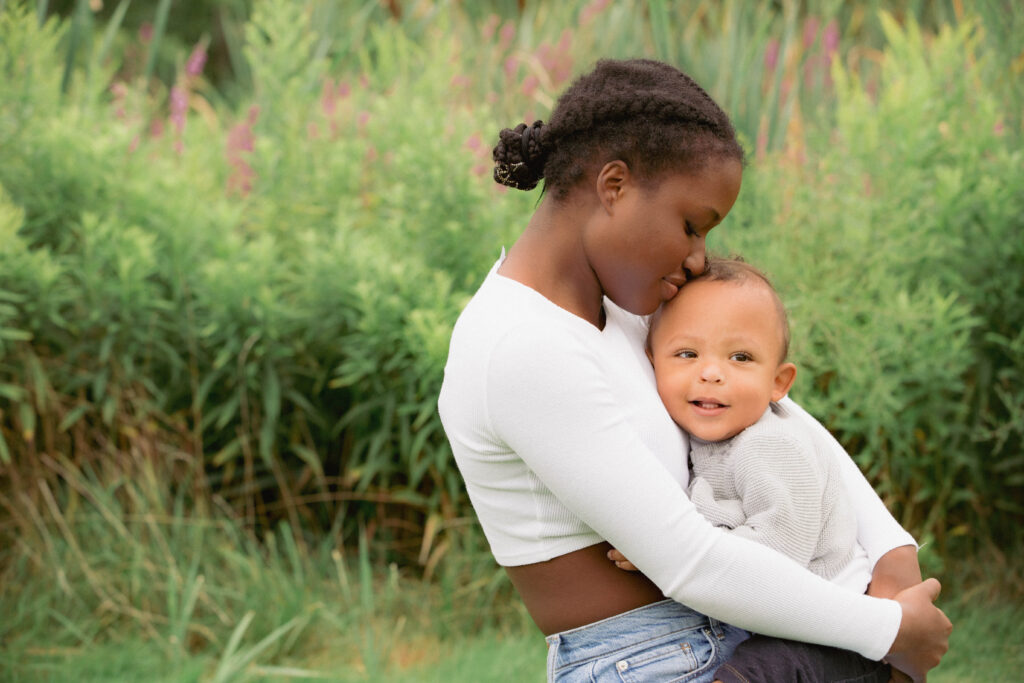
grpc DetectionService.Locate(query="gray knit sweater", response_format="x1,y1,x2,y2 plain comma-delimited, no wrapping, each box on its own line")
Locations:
688,402,857,581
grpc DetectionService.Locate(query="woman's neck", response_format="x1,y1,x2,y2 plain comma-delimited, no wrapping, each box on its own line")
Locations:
498,196,606,328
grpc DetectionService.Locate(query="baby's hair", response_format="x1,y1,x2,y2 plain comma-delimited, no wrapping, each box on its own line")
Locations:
492,59,744,198
649,256,791,362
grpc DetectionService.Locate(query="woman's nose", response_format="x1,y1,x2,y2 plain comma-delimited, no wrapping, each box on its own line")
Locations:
683,243,706,277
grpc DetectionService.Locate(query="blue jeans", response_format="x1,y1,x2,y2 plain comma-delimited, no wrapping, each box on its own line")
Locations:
545,599,750,682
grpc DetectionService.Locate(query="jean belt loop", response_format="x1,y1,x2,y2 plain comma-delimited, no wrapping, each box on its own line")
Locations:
707,617,726,640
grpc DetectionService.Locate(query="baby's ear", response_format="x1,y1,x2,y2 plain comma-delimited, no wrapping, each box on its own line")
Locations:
771,362,797,401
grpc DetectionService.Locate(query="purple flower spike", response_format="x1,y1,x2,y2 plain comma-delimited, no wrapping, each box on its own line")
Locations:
186,43,208,78
823,20,839,58
803,17,819,49
170,86,188,131
764,39,780,73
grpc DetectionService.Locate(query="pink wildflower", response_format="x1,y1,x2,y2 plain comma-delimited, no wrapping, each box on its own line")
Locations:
169,86,188,135
823,20,839,59
481,14,500,42
756,127,768,159
226,106,259,196
803,17,819,49
521,74,539,97
499,21,516,50
321,78,338,116
358,111,371,128
764,39,780,73
465,133,482,151
581,0,611,25
139,23,153,43
504,56,518,81
450,73,472,90
537,43,555,72
186,42,207,78
337,81,351,99
110,81,128,120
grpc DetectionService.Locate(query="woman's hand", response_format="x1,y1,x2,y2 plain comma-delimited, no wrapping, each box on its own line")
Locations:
607,547,639,572
886,578,952,682
868,545,942,682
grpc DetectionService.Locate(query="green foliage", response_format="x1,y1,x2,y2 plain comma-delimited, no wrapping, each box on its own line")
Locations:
0,0,1021,629
718,13,1024,546
0,0,1022,676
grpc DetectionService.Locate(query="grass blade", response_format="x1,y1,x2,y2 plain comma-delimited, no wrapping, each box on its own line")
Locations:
143,0,173,86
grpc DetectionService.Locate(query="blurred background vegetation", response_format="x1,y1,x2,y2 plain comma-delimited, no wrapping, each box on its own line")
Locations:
0,0,1021,680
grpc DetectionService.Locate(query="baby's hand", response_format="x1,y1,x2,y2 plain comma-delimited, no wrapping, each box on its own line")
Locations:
607,548,639,571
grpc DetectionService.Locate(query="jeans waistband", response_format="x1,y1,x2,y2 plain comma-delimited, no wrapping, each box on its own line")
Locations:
545,599,724,667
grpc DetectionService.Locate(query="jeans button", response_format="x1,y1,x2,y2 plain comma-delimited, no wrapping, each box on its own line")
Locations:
616,660,628,672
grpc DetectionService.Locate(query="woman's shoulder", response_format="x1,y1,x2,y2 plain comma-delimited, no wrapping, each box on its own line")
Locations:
453,270,601,347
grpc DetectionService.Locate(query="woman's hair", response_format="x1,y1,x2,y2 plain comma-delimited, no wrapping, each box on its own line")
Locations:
493,59,744,198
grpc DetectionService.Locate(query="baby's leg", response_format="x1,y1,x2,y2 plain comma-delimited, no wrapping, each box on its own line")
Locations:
714,634,891,683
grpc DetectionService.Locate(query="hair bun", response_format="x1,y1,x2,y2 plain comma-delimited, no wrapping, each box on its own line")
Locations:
493,120,548,190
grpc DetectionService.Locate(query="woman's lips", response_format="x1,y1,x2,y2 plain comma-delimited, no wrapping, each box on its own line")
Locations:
661,278,680,300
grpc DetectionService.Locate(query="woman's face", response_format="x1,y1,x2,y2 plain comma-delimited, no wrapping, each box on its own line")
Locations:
583,157,743,316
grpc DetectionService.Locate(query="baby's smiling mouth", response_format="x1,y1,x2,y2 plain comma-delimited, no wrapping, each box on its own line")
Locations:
690,400,727,410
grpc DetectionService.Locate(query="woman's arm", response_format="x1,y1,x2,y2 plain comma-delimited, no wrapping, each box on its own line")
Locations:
487,327,911,660
753,399,945,681
778,397,918,568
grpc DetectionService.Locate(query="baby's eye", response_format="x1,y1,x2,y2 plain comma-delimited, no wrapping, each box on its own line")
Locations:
676,350,697,359
730,352,752,362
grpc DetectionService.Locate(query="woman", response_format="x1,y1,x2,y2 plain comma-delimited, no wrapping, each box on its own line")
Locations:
438,59,950,682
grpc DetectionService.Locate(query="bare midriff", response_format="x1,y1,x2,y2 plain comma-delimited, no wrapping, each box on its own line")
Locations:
504,541,667,635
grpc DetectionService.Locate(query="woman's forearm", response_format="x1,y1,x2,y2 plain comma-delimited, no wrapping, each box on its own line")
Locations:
867,545,923,599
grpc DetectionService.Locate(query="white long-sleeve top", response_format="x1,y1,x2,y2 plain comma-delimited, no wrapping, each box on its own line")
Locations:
438,257,916,661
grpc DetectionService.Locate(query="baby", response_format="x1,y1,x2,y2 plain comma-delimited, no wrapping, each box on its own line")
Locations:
644,257,870,589
609,256,903,682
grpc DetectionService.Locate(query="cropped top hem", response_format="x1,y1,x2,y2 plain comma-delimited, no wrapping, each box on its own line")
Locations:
494,534,606,567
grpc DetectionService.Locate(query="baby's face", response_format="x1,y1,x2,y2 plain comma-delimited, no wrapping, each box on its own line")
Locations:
647,279,795,442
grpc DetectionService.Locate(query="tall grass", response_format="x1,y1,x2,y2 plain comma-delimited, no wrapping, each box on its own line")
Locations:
0,447,530,680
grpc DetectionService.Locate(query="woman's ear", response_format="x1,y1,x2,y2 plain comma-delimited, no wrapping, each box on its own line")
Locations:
595,160,631,213
771,362,797,401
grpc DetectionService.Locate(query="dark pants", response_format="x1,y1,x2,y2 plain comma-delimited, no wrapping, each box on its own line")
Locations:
715,634,892,683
